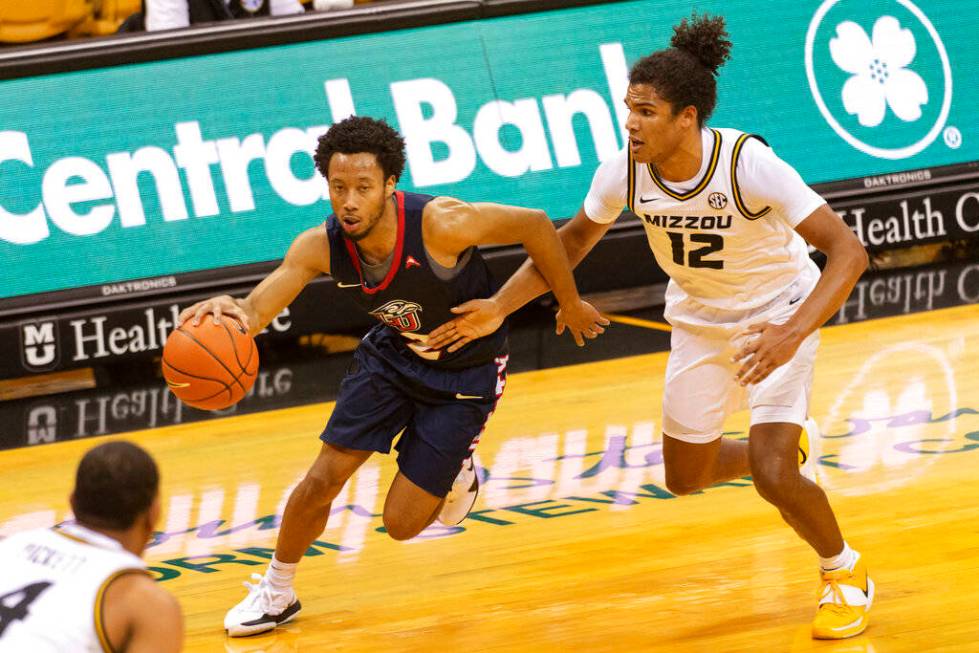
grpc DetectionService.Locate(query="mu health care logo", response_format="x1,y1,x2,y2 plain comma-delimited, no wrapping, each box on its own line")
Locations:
370,300,422,332
805,0,954,159
20,319,59,371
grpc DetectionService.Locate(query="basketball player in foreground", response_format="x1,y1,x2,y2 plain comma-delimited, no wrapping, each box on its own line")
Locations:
179,116,606,636
428,14,873,639
0,441,182,652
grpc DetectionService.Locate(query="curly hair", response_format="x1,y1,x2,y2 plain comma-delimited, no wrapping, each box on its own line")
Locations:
629,13,732,126
314,116,406,182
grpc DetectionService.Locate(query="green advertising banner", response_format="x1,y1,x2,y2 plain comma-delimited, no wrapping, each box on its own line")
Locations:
1,0,976,298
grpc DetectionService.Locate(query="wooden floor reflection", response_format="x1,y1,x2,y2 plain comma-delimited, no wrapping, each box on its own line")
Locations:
2,304,978,652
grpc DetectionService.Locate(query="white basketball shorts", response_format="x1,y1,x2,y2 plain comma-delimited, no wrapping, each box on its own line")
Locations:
661,280,819,444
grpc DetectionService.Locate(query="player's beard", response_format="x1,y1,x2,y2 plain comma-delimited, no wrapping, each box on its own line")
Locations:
343,200,386,242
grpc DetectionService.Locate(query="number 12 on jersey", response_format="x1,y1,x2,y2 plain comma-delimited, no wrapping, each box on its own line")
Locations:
666,232,724,269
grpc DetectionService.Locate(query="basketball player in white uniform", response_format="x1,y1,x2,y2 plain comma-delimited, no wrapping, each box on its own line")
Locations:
0,441,182,652
428,13,873,640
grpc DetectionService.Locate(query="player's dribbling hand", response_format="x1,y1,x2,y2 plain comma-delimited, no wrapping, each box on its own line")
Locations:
732,321,803,386
555,299,610,347
178,295,251,332
426,299,505,354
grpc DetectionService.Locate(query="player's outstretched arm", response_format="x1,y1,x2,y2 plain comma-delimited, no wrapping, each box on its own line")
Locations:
178,226,330,337
427,205,612,352
102,572,184,653
495,205,613,315
424,198,607,347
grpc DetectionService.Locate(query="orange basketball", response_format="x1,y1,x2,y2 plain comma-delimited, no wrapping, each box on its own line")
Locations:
162,315,259,410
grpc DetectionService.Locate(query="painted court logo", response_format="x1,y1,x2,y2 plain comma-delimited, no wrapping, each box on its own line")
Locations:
805,0,954,160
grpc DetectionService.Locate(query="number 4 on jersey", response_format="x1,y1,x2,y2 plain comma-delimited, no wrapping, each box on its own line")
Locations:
0,582,53,637
666,232,724,269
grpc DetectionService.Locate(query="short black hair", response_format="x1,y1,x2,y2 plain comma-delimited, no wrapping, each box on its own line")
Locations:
314,116,406,182
72,441,159,531
629,13,732,126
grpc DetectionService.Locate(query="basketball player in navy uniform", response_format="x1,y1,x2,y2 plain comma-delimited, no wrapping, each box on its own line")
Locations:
428,14,873,640
0,441,182,652
179,116,607,636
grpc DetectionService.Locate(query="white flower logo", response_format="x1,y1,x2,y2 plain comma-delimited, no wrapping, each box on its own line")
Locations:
829,15,928,127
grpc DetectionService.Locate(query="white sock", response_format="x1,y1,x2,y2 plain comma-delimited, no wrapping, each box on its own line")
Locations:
267,557,298,592
819,541,858,572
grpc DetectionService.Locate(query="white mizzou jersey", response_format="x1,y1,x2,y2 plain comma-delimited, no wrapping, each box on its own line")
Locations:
584,127,825,316
0,524,146,652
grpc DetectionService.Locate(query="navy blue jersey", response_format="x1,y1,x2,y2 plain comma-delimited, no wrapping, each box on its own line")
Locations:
326,191,508,370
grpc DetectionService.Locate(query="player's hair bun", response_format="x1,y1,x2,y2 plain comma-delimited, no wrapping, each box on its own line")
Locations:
670,13,732,76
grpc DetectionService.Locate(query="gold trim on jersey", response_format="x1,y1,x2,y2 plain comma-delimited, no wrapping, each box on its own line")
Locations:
731,133,772,220
646,128,722,201
94,568,150,653
627,146,636,213
53,526,118,552
54,528,91,546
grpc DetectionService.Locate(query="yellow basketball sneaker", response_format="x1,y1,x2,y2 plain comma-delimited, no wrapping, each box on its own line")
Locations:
812,554,874,639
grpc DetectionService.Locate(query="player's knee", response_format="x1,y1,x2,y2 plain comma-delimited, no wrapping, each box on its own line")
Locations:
750,461,797,505
296,473,345,507
662,435,715,496
751,473,779,504
664,470,705,496
382,514,423,541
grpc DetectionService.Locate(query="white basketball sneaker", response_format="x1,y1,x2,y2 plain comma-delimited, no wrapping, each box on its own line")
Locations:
224,573,301,637
437,457,479,526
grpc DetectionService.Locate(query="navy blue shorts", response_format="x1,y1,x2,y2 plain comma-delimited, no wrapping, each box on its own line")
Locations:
321,332,508,498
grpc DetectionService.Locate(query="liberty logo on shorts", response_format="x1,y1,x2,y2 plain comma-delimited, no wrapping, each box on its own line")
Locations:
805,0,954,160
371,300,423,332
708,192,728,209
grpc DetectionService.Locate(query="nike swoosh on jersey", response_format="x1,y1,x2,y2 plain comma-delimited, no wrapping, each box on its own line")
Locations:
455,393,484,400
639,195,660,204
789,296,802,305
336,282,362,288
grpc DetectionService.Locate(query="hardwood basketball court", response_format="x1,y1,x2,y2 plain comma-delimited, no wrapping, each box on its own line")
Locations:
2,302,978,652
